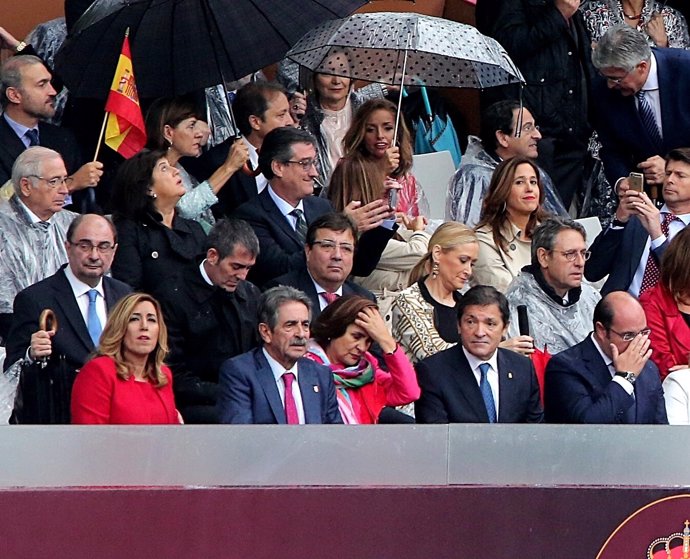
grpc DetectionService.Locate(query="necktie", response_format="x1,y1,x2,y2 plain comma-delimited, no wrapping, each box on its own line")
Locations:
282,372,299,424
636,90,663,149
290,208,307,243
321,292,339,305
87,289,102,346
479,362,497,423
639,213,678,295
25,128,40,146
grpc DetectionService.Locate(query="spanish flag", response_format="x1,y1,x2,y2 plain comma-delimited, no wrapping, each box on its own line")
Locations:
104,31,146,158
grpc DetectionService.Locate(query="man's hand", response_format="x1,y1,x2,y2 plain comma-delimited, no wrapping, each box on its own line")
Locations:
638,155,666,185
611,332,652,378
344,199,394,232
628,190,662,239
29,329,54,361
646,13,669,48
0,27,20,51
614,178,634,222
69,161,104,191
555,0,580,20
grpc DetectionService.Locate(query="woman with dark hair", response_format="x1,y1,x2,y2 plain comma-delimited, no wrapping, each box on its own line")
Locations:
71,293,180,424
110,150,206,296
473,157,551,293
145,96,248,232
306,295,419,424
329,98,427,217
640,226,690,380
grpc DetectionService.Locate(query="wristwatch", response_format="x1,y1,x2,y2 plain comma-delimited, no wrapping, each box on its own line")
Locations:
615,371,636,384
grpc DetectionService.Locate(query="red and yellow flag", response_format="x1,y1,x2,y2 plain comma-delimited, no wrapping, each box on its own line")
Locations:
104,33,146,158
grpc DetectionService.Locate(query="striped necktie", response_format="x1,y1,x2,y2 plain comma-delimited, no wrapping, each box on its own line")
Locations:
636,90,663,150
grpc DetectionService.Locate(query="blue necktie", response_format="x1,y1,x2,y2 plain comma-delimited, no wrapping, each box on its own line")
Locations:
636,90,663,150
25,128,40,146
87,289,102,346
479,362,497,423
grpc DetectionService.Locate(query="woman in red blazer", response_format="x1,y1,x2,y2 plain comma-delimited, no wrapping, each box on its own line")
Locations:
640,227,690,380
71,293,180,424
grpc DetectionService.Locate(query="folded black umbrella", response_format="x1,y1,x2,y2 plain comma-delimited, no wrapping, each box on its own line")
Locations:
55,0,367,99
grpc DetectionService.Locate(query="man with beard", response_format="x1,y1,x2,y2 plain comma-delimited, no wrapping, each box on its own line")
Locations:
0,55,102,211
217,285,342,424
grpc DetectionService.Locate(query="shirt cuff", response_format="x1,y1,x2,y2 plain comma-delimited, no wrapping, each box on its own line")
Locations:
612,375,635,395
380,218,397,230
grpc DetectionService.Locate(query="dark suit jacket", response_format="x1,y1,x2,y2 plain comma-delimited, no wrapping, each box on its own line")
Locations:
157,263,261,423
4,266,131,423
590,47,690,185
0,116,95,213
217,347,343,424
544,336,668,424
233,188,394,287
265,267,375,321
415,346,544,424
585,216,684,295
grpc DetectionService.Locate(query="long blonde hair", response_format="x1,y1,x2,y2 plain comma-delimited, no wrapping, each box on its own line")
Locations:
409,222,478,284
95,293,169,387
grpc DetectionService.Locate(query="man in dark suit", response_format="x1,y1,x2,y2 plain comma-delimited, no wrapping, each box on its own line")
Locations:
586,148,690,296
217,285,342,424
233,126,395,287
0,55,103,211
590,25,690,190
415,286,543,424
4,214,131,423
266,213,375,320
158,219,262,424
545,291,667,424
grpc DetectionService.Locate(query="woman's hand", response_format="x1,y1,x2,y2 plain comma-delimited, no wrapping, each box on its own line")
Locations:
344,199,394,231
385,146,400,174
400,213,428,232
289,91,307,123
355,307,397,354
646,12,669,48
224,138,249,173
500,335,535,356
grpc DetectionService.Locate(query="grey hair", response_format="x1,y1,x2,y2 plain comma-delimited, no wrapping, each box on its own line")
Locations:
258,286,312,331
591,24,652,71
531,216,586,265
207,218,260,259
0,55,46,109
11,146,63,195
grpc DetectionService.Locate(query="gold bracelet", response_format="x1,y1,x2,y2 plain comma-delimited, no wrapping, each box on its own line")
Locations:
15,41,27,53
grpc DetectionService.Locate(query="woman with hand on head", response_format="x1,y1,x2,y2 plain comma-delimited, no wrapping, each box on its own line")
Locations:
145,96,248,232
307,295,419,424
71,293,180,424
473,157,551,293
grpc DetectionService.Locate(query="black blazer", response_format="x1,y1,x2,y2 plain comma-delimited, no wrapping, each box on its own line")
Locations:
415,345,543,424
544,336,668,424
4,266,131,423
265,267,375,321
233,188,394,288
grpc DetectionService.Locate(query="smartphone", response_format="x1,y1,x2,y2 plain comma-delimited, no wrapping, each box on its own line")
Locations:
388,188,398,210
628,172,644,192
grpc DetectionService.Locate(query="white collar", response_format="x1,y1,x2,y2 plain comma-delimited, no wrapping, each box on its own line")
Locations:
63,265,104,298
642,53,659,92
262,346,299,381
462,345,499,374
267,185,305,217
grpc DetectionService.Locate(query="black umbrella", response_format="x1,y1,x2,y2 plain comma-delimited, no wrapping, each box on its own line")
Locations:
55,0,368,99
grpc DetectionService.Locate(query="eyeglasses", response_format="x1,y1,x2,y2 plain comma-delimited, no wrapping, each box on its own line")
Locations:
283,158,318,171
549,249,591,262
69,240,116,254
27,175,74,189
608,327,651,342
311,240,355,254
600,68,633,85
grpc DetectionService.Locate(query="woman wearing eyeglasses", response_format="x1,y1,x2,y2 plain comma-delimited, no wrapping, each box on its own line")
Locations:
639,227,690,385
110,150,206,298
328,99,430,323
473,157,551,293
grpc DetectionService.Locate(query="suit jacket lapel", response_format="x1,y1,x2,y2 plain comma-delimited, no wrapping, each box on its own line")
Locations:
259,190,302,250
255,350,287,424
297,361,321,424
582,337,613,388
496,350,516,422
450,347,489,422
51,271,93,352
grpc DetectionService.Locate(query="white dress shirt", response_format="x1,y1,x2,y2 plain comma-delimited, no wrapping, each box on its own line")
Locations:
462,346,500,416
64,265,107,329
262,347,306,424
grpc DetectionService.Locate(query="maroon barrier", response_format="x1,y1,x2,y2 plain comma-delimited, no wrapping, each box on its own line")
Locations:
1,486,685,558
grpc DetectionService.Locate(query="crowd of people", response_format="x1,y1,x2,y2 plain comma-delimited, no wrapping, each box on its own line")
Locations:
2,0,690,427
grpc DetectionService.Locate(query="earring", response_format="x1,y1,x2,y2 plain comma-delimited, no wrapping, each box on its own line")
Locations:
431,260,439,279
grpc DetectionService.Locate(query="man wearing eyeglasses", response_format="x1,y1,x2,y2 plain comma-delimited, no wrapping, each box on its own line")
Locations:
590,25,690,190
544,291,667,424
0,147,80,342
233,126,395,288
266,213,375,321
505,217,601,354
3,213,131,423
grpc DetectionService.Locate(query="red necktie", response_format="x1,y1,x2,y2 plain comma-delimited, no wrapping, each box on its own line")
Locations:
282,372,299,424
639,213,677,295
321,292,339,305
